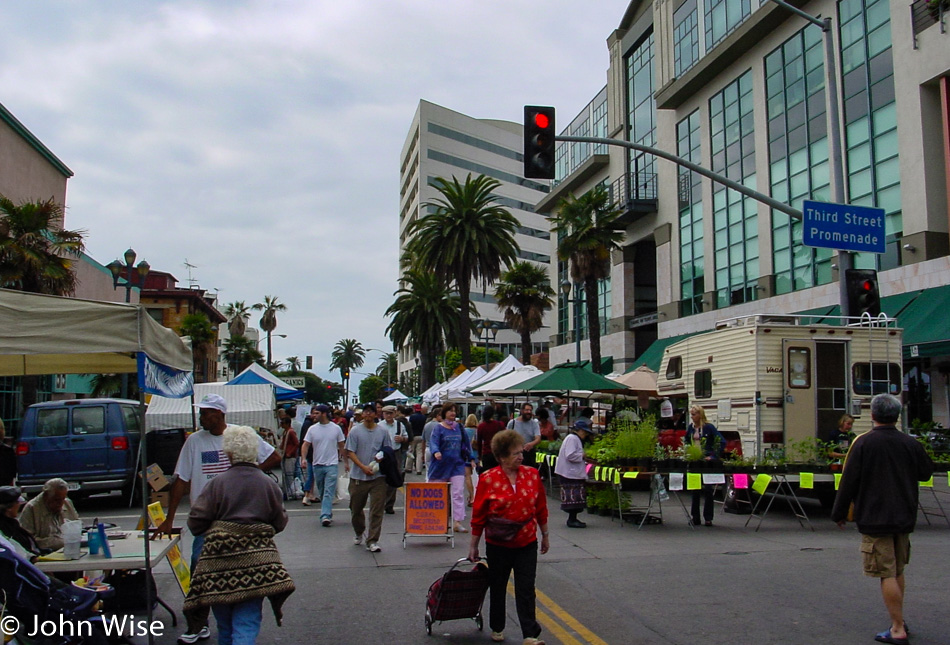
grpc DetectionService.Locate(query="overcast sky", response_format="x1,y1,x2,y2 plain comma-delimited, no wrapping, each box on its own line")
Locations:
0,1,625,387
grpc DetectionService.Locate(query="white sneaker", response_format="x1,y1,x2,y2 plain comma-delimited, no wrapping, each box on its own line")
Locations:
177,626,211,644
366,542,381,552
353,534,363,546
491,631,505,642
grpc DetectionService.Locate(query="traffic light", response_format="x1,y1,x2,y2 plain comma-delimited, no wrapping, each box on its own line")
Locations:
343,369,350,380
524,106,556,179
845,269,881,318
306,355,313,370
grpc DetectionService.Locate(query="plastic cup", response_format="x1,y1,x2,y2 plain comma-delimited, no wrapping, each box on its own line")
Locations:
87,529,101,555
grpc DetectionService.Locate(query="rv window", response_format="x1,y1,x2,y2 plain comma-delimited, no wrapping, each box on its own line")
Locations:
852,363,901,395
666,356,682,379
787,347,811,389
694,370,712,399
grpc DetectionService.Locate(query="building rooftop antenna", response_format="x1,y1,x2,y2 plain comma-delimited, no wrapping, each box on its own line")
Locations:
183,259,199,288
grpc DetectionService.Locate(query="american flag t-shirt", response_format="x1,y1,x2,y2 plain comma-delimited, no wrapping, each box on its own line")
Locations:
201,449,230,477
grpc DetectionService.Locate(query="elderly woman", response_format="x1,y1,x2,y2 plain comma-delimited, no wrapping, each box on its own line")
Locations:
185,425,295,645
554,418,596,528
19,478,79,551
0,486,43,561
468,430,549,645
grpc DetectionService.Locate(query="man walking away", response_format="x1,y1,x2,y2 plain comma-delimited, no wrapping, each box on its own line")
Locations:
831,393,933,645
407,405,427,474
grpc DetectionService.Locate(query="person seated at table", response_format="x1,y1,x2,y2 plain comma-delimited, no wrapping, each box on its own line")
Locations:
0,486,45,562
19,478,79,551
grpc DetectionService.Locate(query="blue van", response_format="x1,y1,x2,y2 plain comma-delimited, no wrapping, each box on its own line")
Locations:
15,399,142,498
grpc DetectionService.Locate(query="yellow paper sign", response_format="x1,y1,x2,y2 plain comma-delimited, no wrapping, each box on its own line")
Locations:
686,473,702,490
799,473,814,489
623,471,639,479
752,474,772,495
920,477,934,488
834,473,842,490
613,469,620,485
147,501,191,595
595,467,602,481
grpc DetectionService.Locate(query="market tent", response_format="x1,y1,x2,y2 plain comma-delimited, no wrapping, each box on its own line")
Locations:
382,389,409,402
0,288,193,396
496,361,625,396
228,362,301,401
611,366,658,394
421,381,444,404
146,383,276,431
464,355,524,391
439,366,487,400
467,366,543,396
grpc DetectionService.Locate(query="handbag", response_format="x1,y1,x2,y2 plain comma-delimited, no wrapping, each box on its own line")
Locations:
484,516,528,542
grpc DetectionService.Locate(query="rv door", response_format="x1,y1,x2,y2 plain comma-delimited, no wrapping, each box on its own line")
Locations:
783,339,817,446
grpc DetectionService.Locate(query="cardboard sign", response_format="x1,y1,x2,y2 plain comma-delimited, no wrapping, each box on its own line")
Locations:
404,482,451,536
147,502,191,595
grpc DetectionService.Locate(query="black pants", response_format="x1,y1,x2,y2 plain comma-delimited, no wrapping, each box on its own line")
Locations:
691,485,714,523
486,540,542,639
478,453,498,473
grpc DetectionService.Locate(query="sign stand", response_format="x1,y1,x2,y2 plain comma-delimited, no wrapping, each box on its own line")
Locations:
403,481,454,548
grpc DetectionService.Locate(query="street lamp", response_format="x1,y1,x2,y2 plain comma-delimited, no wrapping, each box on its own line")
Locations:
473,319,500,369
255,334,286,346
366,348,393,393
107,248,150,303
560,279,582,363
107,248,150,397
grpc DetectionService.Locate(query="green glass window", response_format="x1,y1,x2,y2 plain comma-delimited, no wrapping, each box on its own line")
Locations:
626,33,656,187
678,110,704,316
674,0,700,77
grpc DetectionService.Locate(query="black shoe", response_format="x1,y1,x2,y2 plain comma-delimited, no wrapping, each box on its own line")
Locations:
705,520,713,527
567,519,587,528
385,508,395,515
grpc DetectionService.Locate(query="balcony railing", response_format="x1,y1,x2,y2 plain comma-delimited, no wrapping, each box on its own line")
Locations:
912,0,946,48
609,155,658,226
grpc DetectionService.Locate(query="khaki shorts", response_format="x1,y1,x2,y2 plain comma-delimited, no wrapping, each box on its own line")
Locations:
861,533,911,578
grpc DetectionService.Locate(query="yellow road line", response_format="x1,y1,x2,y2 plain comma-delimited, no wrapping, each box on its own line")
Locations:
536,588,610,645
507,583,608,645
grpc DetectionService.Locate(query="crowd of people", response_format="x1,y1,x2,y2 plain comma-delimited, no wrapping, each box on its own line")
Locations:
0,392,937,645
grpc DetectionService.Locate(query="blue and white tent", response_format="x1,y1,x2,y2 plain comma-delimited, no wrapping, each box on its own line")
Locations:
227,362,301,401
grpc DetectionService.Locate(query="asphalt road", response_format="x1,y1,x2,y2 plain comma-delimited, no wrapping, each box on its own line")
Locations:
68,471,950,645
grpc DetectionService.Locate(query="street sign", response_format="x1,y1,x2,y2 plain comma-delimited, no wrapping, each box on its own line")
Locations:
283,376,306,388
802,200,886,254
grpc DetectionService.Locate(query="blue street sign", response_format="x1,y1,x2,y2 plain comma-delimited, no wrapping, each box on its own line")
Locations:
802,200,886,254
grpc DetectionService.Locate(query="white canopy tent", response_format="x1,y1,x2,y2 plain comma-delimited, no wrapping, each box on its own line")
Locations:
463,355,524,391
146,383,277,431
382,389,409,402
438,366,487,400
467,366,543,396
420,381,445,405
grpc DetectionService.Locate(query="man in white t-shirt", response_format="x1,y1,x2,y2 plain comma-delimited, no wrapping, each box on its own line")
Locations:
155,393,281,645
301,404,345,527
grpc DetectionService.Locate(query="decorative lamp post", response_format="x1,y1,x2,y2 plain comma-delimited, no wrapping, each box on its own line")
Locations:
560,279,582,364
473,319,500,369
107,248,150,303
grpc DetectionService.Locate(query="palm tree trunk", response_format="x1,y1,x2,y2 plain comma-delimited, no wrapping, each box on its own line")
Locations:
457,283,472,368
419,348,436,391
584,279,603,374
520,328,533,366
266,331,273,369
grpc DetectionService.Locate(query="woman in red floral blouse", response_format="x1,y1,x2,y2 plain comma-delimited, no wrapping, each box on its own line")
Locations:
468,430,549,645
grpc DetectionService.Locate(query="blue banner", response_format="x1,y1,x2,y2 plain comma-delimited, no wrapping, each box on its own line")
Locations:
802,200,886,254
137,353,194,398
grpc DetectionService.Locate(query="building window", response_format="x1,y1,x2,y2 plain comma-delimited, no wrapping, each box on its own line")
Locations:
705,0,753,52
626,33,656,188
674,0,700,77
766,26,833,295
709,70,758,309
838,0,901,272
555,88,608,183
677,110,704,316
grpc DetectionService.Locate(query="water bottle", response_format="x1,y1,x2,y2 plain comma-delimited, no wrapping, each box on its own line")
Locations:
87,529,101,555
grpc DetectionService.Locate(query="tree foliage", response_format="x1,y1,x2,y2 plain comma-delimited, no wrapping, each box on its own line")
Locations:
494,261,555,363
358,375,386,404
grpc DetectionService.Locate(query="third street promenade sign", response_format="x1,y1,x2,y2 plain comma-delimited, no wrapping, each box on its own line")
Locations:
802,199,886,254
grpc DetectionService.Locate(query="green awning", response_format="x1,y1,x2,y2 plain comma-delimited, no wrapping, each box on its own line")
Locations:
627,332,697,373
898,285,950,359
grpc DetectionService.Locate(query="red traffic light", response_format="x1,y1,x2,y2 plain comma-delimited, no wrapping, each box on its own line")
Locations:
534,112,550,129
861,280,874,291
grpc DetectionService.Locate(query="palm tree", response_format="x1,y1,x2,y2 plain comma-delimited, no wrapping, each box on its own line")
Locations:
223,300,251,338
252,295,287,370
551,186,625,374
286,356,301,374
494,261,556,364
375,352,397,384
1,195,86,409
385,267,469,391
222,335,263,376
178,312,216,383
330,339,365,406
406,174,520,368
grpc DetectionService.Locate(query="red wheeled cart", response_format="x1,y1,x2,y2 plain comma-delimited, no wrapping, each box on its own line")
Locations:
424,557,490,635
